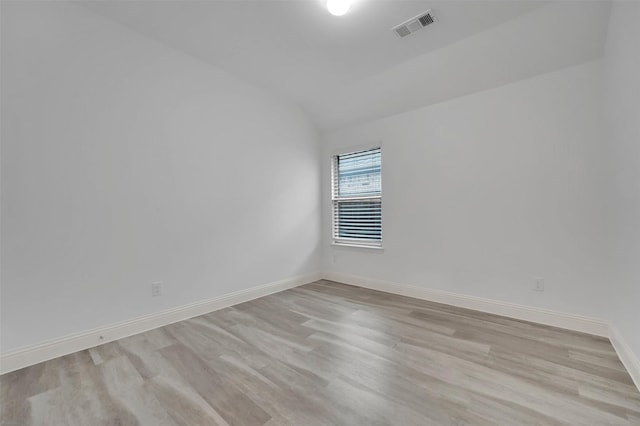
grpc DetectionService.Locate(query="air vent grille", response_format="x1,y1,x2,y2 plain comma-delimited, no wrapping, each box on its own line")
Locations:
418,13,434,27
394,26,411,38
392,9,435,38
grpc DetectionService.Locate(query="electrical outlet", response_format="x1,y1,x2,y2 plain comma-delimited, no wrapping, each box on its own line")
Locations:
152,282,162,297
533,277,545,292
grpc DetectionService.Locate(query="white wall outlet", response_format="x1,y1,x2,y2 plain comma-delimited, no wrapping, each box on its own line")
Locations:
533,277,545,292
151,282,162,297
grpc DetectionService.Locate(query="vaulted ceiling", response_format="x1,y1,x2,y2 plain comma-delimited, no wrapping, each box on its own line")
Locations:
85,0,611,131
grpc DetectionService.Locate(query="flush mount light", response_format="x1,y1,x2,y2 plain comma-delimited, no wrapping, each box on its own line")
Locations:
327,0,352,16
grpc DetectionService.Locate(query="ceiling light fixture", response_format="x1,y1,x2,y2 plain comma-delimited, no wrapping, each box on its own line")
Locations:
326,0,352,16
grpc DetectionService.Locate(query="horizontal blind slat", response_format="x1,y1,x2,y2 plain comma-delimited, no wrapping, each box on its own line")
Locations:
335,198,381,241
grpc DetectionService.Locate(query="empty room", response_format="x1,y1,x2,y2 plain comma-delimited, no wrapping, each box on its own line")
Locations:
1,0,639,424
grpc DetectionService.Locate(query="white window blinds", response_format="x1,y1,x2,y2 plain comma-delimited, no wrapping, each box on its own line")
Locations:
332,148,382,246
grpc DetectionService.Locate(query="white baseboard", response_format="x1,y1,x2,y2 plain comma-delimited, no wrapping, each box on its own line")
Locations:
609,325,640,391
321,272,610,337
4,270,638,393
0,272,320,375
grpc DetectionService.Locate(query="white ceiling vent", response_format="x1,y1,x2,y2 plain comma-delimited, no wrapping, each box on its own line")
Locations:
392,10,436,38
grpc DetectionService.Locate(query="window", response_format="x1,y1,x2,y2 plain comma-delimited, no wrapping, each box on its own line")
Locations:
331,147,382,247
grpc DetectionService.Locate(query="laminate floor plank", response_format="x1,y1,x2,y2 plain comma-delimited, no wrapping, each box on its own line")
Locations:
2,280,639,425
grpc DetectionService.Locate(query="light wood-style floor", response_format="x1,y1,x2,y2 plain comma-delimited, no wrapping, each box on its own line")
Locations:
1,280,639,425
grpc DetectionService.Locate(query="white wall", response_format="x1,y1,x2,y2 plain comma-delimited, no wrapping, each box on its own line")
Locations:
603,2,640,357
1,0,635,366
321,60,610,319
0,2,321,353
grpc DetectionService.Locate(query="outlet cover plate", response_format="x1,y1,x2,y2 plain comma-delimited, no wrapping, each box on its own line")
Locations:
152,282,162,297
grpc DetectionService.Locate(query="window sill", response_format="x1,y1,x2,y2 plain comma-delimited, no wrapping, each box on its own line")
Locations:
332,241,384,251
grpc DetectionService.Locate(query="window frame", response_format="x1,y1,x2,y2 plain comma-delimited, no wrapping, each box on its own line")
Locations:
331,146,383,249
